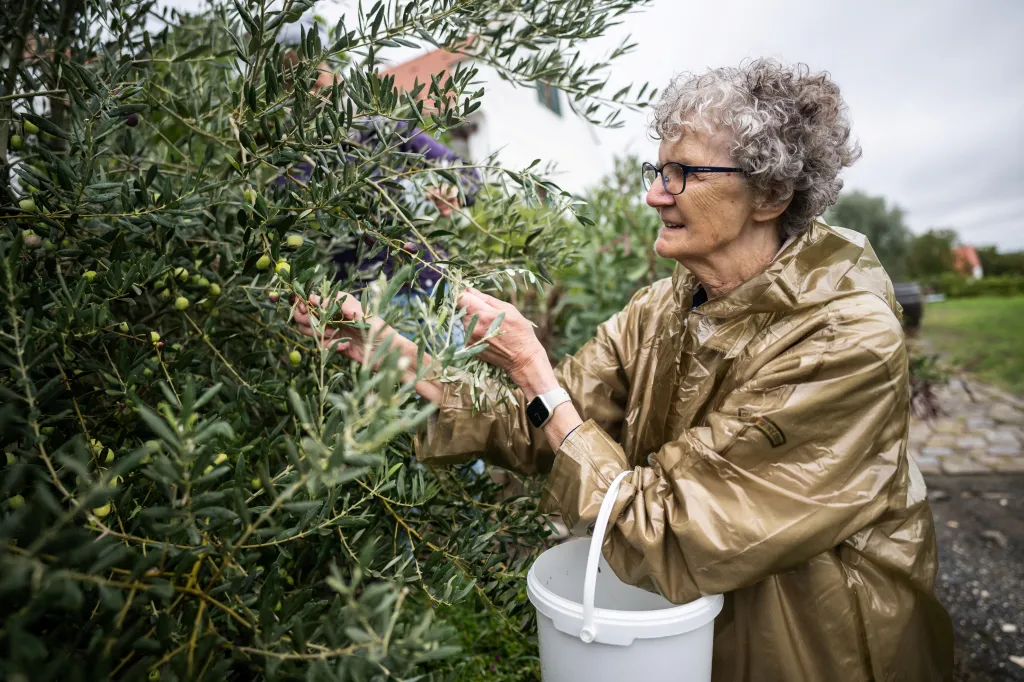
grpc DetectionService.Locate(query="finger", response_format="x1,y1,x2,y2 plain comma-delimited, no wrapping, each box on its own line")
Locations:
340,298,363,321
459,303,493,330
294,310,309,325
308,294,322,307
324,333,348,348
467,288,514,311
458,290,494,313
475,291,510,309
319,334,348,351
461,310,497,339
459,308,479,331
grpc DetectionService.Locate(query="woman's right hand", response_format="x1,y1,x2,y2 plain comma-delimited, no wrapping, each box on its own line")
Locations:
292,292,391,366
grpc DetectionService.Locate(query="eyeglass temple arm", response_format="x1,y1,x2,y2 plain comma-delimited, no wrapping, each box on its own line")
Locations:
644,163,744,173
687,165,745,173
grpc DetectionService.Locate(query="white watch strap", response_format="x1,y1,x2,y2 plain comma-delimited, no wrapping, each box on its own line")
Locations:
538,388,571,421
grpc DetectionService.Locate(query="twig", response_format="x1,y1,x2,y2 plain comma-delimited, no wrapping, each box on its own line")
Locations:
0,89,66,102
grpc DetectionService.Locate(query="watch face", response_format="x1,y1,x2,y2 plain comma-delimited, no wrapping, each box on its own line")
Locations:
527,398,551,427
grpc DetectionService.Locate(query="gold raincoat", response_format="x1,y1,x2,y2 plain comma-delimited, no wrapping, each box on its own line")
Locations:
415,221,954,681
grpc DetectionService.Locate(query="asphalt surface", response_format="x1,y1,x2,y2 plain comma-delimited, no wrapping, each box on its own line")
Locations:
926,474,1024,681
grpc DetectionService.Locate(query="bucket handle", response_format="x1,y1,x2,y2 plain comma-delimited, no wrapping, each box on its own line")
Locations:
580,469,632,644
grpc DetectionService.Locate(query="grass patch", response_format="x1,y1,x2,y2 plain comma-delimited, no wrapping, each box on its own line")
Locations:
920,296,1024,393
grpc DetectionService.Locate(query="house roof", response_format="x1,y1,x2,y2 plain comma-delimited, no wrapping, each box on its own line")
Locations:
382,47,466,95
952,245,982,271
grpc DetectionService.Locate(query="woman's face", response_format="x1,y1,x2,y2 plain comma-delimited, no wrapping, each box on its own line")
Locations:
646,126,758,264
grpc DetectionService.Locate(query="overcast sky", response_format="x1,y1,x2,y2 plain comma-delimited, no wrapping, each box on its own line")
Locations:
575,0,1024,251
164,0,1024,250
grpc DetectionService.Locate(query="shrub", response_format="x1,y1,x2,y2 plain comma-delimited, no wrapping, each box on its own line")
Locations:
928,273,1024,298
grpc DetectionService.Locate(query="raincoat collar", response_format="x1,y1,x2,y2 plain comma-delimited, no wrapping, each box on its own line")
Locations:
670,220,897,319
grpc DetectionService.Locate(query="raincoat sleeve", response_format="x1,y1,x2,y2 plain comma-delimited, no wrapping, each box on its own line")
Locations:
540,299,909,604
413,285,652,474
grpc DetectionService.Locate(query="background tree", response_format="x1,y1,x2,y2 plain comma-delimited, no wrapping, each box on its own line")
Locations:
976,245,1024,277
907,228,959,279
0,0,655,680
825,190,914,280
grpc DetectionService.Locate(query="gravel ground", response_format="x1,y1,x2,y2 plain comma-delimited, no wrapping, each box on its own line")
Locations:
927,474,1024,681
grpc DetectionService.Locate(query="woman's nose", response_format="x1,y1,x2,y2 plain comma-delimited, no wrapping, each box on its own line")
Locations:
645,180,675,208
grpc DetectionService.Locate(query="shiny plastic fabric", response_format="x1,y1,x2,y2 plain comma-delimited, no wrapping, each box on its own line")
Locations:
415,221,953,681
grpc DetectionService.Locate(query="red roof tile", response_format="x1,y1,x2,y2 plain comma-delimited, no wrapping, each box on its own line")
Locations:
382,46,466,96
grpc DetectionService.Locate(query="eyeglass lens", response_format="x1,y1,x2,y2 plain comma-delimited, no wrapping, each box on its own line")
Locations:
642,163,687,194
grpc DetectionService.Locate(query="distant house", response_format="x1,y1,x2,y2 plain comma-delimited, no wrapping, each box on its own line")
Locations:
382,47,610,195
952,245,984,279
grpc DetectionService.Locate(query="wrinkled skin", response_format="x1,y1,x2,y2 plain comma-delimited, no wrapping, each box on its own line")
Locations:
646,126,787,297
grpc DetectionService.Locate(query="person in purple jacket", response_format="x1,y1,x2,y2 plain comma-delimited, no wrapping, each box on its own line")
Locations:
330,118,481,297
274,21,480,298
273,28,478,347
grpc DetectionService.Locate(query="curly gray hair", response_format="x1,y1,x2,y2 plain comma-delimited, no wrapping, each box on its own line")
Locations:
650,58,862,239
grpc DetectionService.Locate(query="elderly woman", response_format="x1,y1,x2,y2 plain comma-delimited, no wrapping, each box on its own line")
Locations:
294,59,953,681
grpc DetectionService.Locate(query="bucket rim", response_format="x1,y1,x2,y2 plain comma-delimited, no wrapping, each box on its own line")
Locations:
526,543,724,639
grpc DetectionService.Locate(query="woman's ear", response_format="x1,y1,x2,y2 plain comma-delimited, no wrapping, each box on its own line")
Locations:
752,192,793,223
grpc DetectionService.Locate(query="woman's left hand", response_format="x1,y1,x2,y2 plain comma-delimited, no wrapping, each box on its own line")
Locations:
458,288,553,391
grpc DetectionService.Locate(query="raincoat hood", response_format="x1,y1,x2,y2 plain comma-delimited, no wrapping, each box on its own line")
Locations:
416,220,952,681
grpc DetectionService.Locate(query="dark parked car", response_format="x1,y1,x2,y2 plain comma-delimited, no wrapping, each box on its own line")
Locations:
893,281,923,334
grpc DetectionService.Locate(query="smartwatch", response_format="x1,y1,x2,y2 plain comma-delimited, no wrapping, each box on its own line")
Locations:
526,388,572,428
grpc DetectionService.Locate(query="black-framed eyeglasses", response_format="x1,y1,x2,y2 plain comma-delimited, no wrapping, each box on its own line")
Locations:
641,161,744,195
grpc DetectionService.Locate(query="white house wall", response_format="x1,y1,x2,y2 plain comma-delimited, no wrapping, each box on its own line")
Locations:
465,61,611,196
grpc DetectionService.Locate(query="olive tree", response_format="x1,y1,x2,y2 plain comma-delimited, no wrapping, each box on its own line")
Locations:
0,0,652,679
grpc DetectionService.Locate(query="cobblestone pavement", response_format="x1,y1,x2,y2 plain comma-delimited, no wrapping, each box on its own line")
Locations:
910,378,1024,475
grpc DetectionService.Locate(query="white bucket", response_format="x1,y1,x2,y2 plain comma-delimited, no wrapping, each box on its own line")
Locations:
527,471,724,681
